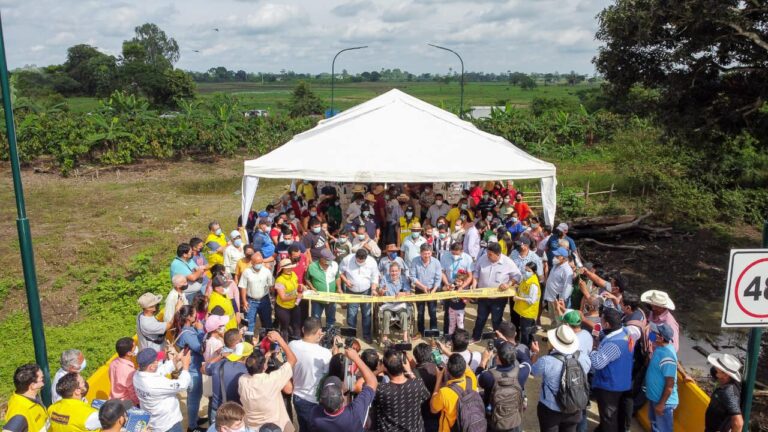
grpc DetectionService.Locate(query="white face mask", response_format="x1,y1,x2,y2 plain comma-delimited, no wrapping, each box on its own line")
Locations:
435,200,443,206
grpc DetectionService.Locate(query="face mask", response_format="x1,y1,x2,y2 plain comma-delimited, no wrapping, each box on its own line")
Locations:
453,254,461,261
510,217,519,223
435,200,443,206
339,237,347,243
310,211,317,217
357,234,366,241
335,201,340,206
215,228,222,236
460,204,468,210
388,252,398,260
234,239,243,247
253,263,263,271
312,227,321,234
362,211,370,217
425,188,431,193
486,215,493,221
503,198,510,204
132,346,139,356
523,271,532,280
531,223,538,229
439,233,447,239
483,195,489,200
284,239,293,245
287,213,295,219
406,211,413,218
79,360,87,372
411,232,420,239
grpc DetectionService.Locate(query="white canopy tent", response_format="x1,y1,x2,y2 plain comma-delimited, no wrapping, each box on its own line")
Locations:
242,89,557,227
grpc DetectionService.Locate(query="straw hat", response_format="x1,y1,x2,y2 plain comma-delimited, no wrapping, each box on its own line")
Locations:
351,184,366,193
365,193,376,202
707,353,742,383
641,290,676,310
546,325,579,355
397,193,410,202
410,221,422,231
279,258,297,269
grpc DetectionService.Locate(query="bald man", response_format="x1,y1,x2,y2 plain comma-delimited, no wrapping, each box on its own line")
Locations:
164,274,189,323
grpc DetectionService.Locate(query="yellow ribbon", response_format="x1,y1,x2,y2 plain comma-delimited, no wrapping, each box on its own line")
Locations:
302,286,517,304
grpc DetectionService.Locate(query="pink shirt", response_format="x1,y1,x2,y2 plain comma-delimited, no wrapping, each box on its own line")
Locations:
109,357,138,405
649,309,680,352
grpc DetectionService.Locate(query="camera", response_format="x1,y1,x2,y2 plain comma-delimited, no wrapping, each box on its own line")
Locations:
423,329,440,338
481,331,496,340
321,326,358,350
392,342,412,352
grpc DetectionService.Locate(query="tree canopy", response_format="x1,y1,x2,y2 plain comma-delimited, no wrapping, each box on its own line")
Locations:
288,81,324,117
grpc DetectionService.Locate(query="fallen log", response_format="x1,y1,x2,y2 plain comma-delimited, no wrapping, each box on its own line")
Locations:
570,215,638,227
581,238,646,251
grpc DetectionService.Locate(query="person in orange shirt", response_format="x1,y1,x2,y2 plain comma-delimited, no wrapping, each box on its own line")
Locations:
513,191,534,222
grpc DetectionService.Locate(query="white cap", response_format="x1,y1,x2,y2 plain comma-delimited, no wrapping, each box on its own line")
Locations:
230,230,241,239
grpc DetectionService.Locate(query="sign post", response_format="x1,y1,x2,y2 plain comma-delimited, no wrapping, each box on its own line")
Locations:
722,222,768,429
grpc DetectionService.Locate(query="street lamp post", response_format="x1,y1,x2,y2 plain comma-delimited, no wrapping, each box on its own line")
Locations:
428,43,464,118
330,46,367,117
0,13,51,404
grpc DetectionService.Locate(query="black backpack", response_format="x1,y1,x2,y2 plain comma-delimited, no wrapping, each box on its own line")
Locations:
449,377,487,432
488,366,524,430
553,352,590,413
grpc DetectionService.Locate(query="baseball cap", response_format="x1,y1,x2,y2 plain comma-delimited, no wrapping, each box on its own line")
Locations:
136,348,164,369
258,211,269,218
230,230,241,239
259,424,282,432
650,323,674,342
320,248,335,261
556,222,569,232
98,399,134,429
137,292,162,309
552,247,569,257
319,376,344,412
204,314,230,333
226,342,254,362
562,310,582,326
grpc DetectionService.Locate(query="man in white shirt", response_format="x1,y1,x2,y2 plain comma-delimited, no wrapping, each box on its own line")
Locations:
340,249,380,343
400,221,426,270
238,255,275,333
133,348,191,432
288,318,338,432
163,275,189,324
543,247,575,327
223,230,245,276
462,219,481,260
425,193,450,227
51,349,86,403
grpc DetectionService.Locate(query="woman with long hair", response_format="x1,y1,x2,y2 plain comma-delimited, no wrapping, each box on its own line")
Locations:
174,305,206,429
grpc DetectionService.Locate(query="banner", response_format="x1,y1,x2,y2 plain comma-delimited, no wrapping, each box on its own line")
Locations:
302,286,517,304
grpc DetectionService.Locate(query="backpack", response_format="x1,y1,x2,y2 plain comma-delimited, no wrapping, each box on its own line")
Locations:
449,377,487,432
553,352,590,413
488,366,524,430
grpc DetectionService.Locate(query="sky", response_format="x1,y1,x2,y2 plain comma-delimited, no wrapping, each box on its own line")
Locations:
0,0,612,75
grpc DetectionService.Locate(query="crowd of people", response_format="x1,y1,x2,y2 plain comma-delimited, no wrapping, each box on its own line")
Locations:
2,181,747,432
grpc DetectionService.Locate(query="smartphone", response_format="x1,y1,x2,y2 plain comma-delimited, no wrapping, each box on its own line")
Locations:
556,293,561,301
481,331,496,340
340,327,357,337
423,329,440,338
392,343,413,351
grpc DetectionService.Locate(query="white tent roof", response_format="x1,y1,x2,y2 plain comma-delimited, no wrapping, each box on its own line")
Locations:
242,89,557,225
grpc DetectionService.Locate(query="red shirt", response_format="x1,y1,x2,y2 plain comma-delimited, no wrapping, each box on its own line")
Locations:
469,186,483,208
514,201,532,221
109,357,139,405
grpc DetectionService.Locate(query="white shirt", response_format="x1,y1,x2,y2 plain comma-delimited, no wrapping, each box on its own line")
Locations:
340,255,380,293
400,236,427,268
426,203,450,227
133,369,191,432
288,340,332,403
238,266,275,299
51,368,67,403
163,290,188,323
223,245,245,275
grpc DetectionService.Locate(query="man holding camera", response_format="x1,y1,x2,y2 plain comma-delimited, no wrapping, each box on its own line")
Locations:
471,242,522,343
373,349,431,431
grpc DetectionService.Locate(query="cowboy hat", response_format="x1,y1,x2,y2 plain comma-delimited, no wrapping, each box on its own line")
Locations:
397,193,410,202
707,353,742,382
279,257,297,269
351,184,366,193
410,221,422,230
546,324,579,355
641,290,676,310
365,193,376,202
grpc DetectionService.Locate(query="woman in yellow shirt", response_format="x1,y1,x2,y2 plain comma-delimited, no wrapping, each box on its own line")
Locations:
512,262,540,346
275,258,302,338
207,275,237,330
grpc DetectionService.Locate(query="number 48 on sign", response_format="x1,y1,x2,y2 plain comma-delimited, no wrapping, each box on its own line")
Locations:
722,250,768,327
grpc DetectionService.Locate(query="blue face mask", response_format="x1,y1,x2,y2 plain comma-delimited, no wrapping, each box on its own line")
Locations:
523,270,532,280
234,239,243,247
649,332,658,343
388,252,398,260
215,228,222,236
312,227,321,234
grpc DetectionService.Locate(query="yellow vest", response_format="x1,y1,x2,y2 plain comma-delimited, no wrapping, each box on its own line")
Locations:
5,393,49,432
47,398,97,432
275,272,299,309
514,274,541,319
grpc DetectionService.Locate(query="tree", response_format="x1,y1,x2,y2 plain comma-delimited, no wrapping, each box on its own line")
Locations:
128,23,179,70
288,81,324,117
235,70,247,81
519,76,537,90
63,44,119,96
594,0,768,167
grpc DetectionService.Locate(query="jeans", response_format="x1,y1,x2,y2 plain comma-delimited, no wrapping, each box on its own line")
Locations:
472,299,506,340
346,289,372,339
293,395,317,432
577,408,588,432
187,370,203,427
648,403,676,432
165,422,183,432
417,300,438,334
312,301,337,327
245,295,273,333
537,402,581,432
594,388,623,432
519,317,536,347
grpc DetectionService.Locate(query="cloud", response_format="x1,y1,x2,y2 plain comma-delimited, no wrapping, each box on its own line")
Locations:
331,0,373,17
48,32,76,44
380,2,433,23
239,3,308,34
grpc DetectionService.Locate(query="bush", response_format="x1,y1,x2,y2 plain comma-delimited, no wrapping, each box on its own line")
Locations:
558,187,586,219
530,97,580,116
653,178,718,225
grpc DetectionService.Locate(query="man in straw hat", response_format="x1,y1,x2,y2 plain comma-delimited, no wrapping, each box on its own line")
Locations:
644,323,679,432
400,220,426,269
641,290,679,352
705,352,744,432
530,324,591,431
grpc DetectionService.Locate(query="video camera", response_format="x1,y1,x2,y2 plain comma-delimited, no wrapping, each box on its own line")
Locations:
321,326,358,350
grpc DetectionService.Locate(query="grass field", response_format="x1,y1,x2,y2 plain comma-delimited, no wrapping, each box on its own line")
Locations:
65,81,593,114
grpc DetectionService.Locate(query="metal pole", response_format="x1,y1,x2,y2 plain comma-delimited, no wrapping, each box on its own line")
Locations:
741,221,767,429
0,13,51,405
330,46,367,117
427,43,464,118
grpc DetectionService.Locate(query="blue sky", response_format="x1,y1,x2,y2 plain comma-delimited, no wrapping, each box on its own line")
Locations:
0,0,611,74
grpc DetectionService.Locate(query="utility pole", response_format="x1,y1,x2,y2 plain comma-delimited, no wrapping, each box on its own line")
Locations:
330,46,367,117
0,13,51,404
428,43,464,118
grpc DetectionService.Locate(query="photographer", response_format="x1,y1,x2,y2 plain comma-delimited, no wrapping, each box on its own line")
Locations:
239,331,297,432
437,329,481,371
413,343,441,432
477,341,528,432
373,349,430,431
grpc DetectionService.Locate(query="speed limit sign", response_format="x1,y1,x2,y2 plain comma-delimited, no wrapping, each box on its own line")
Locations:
722,249,768,327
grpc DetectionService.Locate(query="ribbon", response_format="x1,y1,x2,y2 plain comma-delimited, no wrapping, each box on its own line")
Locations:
302,286,518,304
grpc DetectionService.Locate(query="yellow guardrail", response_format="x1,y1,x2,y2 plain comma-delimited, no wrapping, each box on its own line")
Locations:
635,371,711,432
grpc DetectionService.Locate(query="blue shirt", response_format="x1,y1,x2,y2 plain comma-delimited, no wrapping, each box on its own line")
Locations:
439,252,474,284
532,351,591,412
509,250,544,277
310,385,375,432
410,256,442,292
644,343,678,406
204,359,248,411
176,326,205,372
252,231,275,258
382,275,411,297
170,256,197,281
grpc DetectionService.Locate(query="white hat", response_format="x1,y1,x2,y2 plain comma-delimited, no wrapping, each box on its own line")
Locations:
556,222,569,232
230,230,241,239
707,353,742,383
641,290,676,310
546,325,579,355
